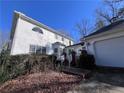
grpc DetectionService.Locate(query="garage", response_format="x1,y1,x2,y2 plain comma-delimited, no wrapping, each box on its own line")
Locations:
84,20,124,68
94,36,124,67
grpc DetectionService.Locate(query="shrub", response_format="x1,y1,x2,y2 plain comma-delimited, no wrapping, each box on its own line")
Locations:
0,53,55,83
78,50,96,70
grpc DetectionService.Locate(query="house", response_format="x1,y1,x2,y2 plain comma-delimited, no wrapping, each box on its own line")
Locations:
83,20,124,68
64,42,85,67
9,11,74,55
52,42,66,59
64,42,85,57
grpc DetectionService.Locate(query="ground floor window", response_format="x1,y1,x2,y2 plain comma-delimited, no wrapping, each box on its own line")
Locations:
29,45,46,54
36,46,42,54
29,45,36,53
54,48,58,54
42,47,46,54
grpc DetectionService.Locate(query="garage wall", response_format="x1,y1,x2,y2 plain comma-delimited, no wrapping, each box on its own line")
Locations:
94,36,124,67
86,30,124,67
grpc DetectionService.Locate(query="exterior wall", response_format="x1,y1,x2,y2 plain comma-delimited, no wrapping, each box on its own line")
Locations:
52,44,65,59
86,29,124,54
94,37,124,67
85,29,124,67
10,17,73,55
64,45,85,60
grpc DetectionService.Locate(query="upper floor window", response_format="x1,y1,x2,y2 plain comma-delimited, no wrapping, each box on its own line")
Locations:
62,37,64,41
69,41,71,45
32,27,43,34
55,34,58,39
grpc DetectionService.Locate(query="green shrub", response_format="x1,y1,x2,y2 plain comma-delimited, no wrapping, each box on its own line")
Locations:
0,53,54,84
78,50,96,70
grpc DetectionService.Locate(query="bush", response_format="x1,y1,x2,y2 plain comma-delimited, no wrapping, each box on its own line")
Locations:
0,53,55,83
78,50,96,70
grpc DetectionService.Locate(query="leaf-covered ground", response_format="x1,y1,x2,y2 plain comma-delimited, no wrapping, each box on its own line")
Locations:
0,71,82,93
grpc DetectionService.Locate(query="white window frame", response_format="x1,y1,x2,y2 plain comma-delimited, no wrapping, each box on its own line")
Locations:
29,45,47,54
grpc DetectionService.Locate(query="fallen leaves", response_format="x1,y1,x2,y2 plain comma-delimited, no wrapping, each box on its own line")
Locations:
0,71,82,93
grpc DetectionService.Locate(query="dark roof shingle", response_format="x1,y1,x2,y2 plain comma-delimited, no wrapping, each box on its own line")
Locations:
85,20,124,37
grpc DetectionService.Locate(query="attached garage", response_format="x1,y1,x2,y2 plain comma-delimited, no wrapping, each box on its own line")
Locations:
94,36,124,67
85,20,124,68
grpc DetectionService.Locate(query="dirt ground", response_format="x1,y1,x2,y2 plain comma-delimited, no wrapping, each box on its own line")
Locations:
68,72,124,93
0,71,82,93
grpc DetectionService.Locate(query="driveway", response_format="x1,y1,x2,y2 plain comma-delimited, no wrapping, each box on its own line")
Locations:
68,72,124,93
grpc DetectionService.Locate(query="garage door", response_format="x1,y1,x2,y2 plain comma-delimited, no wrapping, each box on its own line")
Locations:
94,36,124,67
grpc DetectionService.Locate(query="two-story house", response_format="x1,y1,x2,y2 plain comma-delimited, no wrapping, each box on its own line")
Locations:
9,11,74,57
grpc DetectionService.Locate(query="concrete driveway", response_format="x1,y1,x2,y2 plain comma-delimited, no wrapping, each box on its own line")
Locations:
68,72,124,93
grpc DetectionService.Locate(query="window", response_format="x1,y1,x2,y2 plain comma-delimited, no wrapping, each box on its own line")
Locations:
29,45,47,54
62,37,64,41
54,48,58,53
36,46,42,54
32,27,43,34
29,45,35,53
69,41,71,45
42,47,46,54
29,45,36,53
55,34,58,39
29,45,43,54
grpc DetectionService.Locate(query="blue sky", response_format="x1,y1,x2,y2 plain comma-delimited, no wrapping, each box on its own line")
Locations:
0,0,102,42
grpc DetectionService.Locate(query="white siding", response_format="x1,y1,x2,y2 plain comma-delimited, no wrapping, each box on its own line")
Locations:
64,45,84,59
10,17,73,55
94,37,124,67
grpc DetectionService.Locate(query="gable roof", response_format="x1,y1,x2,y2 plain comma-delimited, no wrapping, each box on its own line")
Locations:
11,11,74,41
85,20,124,38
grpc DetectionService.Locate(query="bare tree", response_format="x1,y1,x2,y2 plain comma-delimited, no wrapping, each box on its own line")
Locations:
0,31,2,52
96,0,124,25
76,19,89,40
95,16,106,30
118,7,124,18
58,29,71,38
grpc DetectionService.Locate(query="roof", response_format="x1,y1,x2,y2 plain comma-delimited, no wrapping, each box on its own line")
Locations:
85,20,124,38
65,42,84,48
11,11,74,41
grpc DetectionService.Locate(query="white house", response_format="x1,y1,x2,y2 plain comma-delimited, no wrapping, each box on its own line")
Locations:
84,20,124,68
64,42,85,67
64,42,85,57
9,11,74,55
